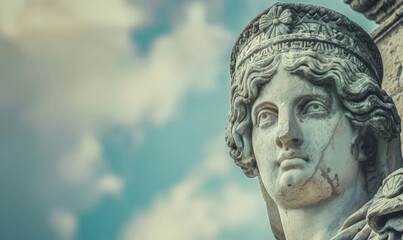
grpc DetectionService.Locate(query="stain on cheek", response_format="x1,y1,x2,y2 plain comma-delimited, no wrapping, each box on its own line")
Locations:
320,168,340,194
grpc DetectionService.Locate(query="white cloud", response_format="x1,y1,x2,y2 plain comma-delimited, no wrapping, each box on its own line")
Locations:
139,1,232,124
97,174,124,196
3,1,231,130
0,0,231,239
120,136,270,240
0,0,144,37
50,209,77,240
59,134,103,183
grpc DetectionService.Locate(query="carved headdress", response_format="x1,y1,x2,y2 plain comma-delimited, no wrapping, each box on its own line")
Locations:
227,2,400,179
230,2,383,83
226,3,403,239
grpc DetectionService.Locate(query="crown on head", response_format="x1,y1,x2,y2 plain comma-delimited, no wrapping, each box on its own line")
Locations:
230,3,383,83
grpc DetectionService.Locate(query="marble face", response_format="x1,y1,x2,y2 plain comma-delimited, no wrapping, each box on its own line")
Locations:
251,67,362,209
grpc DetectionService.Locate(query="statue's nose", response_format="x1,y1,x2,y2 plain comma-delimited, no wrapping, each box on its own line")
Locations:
276,115,303,149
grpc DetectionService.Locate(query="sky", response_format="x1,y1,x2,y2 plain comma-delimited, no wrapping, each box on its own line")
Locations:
0,0,377,240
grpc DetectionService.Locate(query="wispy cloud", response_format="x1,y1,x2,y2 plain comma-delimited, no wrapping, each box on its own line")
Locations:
0,0,231,239
50,209,77,240
120,135,271,240
0,0,144,36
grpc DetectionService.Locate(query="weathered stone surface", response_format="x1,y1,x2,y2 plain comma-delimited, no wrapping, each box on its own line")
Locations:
345,0,403,153
372,3,403,152
226,2,403,239
344,0,402,23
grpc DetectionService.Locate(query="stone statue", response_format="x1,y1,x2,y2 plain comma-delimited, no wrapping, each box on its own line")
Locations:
225,3,403,240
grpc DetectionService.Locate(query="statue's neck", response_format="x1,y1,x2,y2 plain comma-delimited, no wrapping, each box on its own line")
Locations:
277,171,369,240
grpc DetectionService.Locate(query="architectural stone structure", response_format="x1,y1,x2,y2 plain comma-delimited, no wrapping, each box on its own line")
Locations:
226,2,403,239
346,0,403,153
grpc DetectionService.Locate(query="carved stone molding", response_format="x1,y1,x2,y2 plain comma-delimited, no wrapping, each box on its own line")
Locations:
372,2,403,41
344,0,403,23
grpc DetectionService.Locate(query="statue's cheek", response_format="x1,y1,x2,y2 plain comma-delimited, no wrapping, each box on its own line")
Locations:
300,114,344,159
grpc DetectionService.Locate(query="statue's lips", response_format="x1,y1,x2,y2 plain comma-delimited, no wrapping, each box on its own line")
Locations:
279,158,307,171
278,153,309,171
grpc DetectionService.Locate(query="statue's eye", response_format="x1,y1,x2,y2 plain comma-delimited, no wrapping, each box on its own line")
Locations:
301,101,328,117
257,110,277,128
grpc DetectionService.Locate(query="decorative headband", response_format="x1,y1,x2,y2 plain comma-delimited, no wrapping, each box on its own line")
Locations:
230,3,383,84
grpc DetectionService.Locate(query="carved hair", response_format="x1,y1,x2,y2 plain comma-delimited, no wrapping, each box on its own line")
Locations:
227,4,403,239
225,51,401,195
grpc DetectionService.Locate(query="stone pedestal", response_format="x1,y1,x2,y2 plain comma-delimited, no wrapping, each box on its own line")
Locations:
345,0,403,150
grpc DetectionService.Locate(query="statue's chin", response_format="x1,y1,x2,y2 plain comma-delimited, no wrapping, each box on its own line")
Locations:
274,169,334,208
279,169,312,189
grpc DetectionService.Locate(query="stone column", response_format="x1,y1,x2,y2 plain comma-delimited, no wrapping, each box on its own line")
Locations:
345,0,403,149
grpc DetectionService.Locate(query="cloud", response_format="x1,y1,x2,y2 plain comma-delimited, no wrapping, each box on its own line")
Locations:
50,209,77,240
97,174,124,196
131,2,231,125
0,0,231,239
0,0,144,37
2,1,231,130
120,136,270,240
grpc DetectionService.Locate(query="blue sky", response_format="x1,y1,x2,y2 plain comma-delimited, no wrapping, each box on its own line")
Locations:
0,1,376,239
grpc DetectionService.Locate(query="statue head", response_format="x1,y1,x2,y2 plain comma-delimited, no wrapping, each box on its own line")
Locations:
225,3,402,238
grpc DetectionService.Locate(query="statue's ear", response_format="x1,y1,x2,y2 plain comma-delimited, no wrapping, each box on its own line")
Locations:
353,127,376,162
